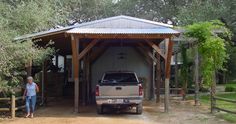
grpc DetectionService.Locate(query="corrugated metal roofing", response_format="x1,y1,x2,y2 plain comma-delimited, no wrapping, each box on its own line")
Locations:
67,28,179,34
14,15,179,40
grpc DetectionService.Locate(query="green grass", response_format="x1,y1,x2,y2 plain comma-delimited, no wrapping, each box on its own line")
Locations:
189,93,236,123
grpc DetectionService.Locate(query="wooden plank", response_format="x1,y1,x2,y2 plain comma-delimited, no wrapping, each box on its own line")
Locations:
71,35,80,113
214,107,236,114
214,96,236,103
145,40,166,59
0,98,10,101
78,39,98,60
164,38,174,113
15,105,26,111
15,96,23,101
0,108,10,111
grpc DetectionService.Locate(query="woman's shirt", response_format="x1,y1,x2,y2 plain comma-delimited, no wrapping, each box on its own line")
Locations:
26,82,37,96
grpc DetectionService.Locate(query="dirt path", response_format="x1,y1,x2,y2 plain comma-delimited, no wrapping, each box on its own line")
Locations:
0,99,232,124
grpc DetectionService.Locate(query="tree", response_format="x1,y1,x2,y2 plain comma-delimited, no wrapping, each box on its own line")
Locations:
185,20,231,112
0,0,63,93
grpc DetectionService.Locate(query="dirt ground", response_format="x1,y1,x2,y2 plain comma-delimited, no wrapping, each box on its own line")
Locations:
0,98,233,124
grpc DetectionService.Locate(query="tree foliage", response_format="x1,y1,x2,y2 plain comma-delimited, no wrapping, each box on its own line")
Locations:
185,20,231,86
0,0,62,92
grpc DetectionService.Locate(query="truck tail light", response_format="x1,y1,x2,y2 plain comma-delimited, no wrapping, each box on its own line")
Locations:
139,84,143,96
96,85,99,96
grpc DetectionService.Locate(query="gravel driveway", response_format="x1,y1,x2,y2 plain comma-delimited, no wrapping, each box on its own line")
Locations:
0,98,232,124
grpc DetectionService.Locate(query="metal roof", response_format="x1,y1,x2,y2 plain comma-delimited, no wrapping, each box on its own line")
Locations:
67,28,179,34
14,15,179,40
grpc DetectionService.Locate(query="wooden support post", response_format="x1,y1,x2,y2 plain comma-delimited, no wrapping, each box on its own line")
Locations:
156,53,161,103
41,61,46,105
164,38,174,113
151,49,155,100
211,71,217,113
64,55,67,85
26,60,32,76
174,52,178,94
11,93,15,118
82,58,86,106
71,35,80,113
86,53,91,104
194,46,200,106
55,55,59,67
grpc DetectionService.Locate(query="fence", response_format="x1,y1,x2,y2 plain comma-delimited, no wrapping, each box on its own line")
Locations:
212,96,236,114
0,95,25,118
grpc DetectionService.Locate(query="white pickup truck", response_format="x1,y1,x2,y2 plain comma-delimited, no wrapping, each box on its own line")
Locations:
95,71,143,114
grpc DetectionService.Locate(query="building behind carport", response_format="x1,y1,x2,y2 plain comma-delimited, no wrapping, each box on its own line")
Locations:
15,15,180,113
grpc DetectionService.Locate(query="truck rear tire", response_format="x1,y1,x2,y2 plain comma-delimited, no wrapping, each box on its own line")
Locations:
97,105,103,114
136,103,143,114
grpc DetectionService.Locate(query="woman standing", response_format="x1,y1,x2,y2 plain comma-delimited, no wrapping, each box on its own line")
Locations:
23,76,39,118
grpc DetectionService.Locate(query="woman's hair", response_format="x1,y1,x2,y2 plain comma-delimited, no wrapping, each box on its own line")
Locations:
27,76,33,80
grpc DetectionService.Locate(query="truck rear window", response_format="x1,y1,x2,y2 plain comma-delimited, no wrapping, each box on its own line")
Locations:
102,73,138,84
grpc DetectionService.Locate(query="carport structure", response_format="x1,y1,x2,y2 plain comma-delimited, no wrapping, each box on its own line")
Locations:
66,16,179,113
16,15,180,113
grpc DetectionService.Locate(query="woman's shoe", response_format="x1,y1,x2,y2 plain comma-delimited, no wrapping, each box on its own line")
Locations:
25,114,30,118
30,113,34,118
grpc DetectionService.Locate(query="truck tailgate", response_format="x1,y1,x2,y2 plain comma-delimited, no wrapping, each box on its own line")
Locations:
99,85,139,96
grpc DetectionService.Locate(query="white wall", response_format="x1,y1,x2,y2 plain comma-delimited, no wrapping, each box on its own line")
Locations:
91,46,152,99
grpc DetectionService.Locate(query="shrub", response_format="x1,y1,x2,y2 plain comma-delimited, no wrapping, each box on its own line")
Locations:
225,84,236,92
225,86,235,92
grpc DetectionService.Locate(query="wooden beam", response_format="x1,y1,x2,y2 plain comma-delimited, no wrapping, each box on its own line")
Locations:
136,42,157,63
145,40,166,59
164,38,174,113
71,35,80,113
134,47,153,65
90,42,110,63
76,34,173,39
78,39,98,60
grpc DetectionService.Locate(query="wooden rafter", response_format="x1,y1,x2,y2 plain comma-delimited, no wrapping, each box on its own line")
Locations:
90,42,110,63
145,40,166,59
78,39,98,60
136,42,157,63
134,47,152,65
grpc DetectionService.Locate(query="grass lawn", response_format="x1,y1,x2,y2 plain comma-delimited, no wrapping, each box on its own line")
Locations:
190,93,236,123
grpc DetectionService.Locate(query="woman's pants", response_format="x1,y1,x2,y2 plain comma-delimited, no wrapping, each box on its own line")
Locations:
25,95,36,113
